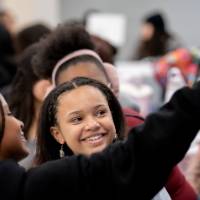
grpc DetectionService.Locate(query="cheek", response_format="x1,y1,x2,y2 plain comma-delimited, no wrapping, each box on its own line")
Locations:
109,123,116,137
1,127,21,156
141,26,154,40
61,125,82,144
4,121,19,143
8,129,21,148
103,116,116,134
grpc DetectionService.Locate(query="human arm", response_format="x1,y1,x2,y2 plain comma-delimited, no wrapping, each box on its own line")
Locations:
24,84,200,199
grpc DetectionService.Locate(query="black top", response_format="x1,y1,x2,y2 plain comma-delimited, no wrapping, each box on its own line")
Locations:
0,160,25,200
1,83,200,200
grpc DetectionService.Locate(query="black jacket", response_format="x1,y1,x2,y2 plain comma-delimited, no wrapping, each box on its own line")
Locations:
0,160,25,200
1,83,200,200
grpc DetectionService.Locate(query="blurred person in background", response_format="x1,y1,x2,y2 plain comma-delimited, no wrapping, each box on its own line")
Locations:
0,24,17,91
91,35,118,64
15,23,51,54
133,11,182,61
0,9,16,35
8,44,51,169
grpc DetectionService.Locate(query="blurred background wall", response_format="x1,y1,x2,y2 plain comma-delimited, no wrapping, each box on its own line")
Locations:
60,0,200,60
1,0,200,60
2,0,60,29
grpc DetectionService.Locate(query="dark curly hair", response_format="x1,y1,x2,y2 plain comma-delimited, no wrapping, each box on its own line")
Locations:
16,23,51,53
32,22,96,79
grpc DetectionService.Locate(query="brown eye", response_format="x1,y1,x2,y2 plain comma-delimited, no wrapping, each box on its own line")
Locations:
96,109,107,117
70,116,82,124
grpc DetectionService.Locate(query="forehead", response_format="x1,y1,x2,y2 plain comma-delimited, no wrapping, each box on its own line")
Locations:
57,85,108,110
142,23,154,32
57,62,108,85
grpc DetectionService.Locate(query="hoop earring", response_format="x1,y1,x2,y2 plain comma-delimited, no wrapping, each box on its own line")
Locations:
59,144,65,158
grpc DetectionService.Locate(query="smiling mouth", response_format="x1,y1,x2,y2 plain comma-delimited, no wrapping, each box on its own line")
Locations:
20,131,27,142
81,133,106,143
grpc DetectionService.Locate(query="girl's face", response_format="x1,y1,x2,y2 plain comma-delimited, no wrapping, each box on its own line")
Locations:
56,62,109,86
51,85,116,156
140,23,154,41
0,96,29,161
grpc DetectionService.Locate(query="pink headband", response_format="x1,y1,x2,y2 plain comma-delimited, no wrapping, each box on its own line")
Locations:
52,49,103,86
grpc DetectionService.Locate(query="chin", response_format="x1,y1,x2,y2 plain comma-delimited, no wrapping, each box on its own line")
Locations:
90,145,107,156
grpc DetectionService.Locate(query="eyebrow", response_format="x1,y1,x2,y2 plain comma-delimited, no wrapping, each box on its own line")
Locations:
66,104,108,117
67,111,81,117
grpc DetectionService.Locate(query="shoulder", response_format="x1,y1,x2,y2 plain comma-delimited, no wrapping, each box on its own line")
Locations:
0,160,25,200
0,159,25,176
24,157,85,198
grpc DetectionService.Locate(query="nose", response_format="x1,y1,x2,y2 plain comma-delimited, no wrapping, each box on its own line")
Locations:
85,117,101,131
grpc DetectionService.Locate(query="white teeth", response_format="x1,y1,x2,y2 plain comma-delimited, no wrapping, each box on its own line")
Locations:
85,134,102,141
20,131,27,142
20,131,24,136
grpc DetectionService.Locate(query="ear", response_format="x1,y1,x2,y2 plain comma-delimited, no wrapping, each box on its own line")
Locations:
33,79,51,102
50,126,65,145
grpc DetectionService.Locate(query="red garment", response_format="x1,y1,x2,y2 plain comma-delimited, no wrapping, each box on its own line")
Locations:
123,107,144,134
166,166,197,200
123,107,197,200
